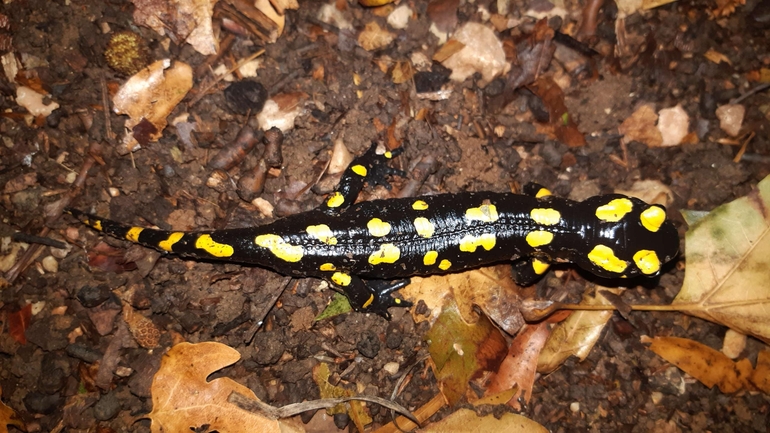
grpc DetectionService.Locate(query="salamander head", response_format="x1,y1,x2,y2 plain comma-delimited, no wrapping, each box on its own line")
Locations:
576,195,679,279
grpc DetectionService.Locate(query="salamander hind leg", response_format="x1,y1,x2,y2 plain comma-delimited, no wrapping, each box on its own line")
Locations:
321,142,406,215
328,273,412,319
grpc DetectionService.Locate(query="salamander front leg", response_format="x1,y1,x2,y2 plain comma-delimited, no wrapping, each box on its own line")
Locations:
511,256,552,286
331,274,412,319
321,142,406,215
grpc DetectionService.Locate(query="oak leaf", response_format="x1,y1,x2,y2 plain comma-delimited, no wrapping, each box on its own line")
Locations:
673,175,770,343
148,342,281,433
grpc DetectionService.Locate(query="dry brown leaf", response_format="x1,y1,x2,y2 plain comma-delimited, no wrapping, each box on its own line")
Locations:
0,386,25,433
113,60,193,152
537,287,621,373
750,350,770,393
358,21,395,51
419,408,547,432
704,48,732,65
485,322,550,409
432,39,465,63
673,175,770,343
148,342,281,433
710,0,745,17
402,266,525,335
131,0,219,55
619,103,663,147
647,336,753,393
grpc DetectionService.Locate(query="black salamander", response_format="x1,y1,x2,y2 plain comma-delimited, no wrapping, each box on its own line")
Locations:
67,144,679,318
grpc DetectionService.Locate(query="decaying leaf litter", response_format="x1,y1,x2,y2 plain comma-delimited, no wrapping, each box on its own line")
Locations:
1,0,770,431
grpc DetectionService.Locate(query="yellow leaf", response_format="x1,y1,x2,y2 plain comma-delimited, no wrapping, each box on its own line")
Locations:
148,342,281,433
537,287,621,373
673,175,770,343
647,336,751,393
312,363,372,431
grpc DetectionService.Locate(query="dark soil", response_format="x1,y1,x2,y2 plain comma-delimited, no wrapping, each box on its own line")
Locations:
1,0,770,431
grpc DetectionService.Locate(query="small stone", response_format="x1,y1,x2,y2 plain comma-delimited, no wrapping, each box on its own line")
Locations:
715,104,745,137
356,330,381,359
383,362,399,375
76,284,111,308
94,392,121,421
252,331,285,365
41,255,58,273
23,391,62,415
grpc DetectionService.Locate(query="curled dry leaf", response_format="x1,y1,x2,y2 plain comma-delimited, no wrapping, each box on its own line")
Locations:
647,336,753,393
113,60,193,152
537,287,622,373
674,175,770,343
148,342,281,433
485,322,550,410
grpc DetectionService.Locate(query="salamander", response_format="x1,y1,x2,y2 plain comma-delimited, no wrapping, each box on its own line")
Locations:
67,143,679,318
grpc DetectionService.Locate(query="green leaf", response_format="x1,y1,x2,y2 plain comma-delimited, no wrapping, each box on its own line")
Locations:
426,302,507,406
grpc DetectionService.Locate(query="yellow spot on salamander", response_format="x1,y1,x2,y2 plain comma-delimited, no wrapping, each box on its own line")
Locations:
362,294,375,309
306,224,338,245
532,258,550,275
255,234,304,262
368,243,400,265
535,188,552,198
195,234,234,258
525,230,554,248
327,192,345,208
320,263,337,272
158,232,184,251
640,206,666,233
351,165,368,177
413,217,435,238
530,208,561,226
92,220,103,231
633,249,661,275
384,151,393,159
458,233,496,253
423,250,438,266
596,198,633,222
587,245,628,274
438,259,452,270
412,200,429,211
331,272,351,286
465,203,499,223
367,218,391,237
126,227,144,242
